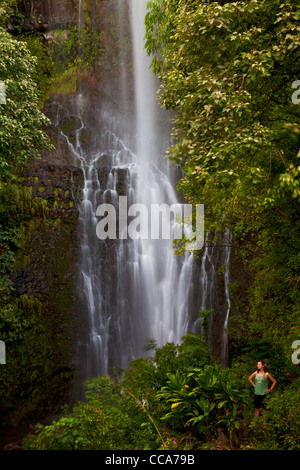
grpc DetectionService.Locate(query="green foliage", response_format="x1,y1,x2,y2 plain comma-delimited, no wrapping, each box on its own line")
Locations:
0,0,19,28
145,0,300,373
1,0,299,452
23,376,162,450
0,29,53,178
121,334,214,431
145,0,300,238
238,337,290,386
122,333,213,399
0,184,26,349
0,3,70,425
198,308,213,342
146,0,300,204
0,182,40,345
44,22,106,97
158,365,250,447
23,336,213,450
0,174,78,425
22,335,300,450
17,32,54,106
248,381,300,450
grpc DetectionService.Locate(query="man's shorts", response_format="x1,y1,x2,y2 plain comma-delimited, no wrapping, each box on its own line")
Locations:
254,394,266,409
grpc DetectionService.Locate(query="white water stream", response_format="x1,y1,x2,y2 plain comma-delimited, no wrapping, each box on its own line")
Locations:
54,0,232,390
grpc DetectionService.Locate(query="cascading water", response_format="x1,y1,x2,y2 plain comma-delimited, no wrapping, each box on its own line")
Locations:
50,0,232,397
128,0,200,348
222,230,232,367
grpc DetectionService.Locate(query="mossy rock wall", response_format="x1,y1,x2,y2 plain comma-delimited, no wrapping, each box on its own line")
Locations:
0,161,83,426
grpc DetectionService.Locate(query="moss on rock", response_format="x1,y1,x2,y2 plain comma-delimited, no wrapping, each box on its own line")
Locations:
0,160,83,426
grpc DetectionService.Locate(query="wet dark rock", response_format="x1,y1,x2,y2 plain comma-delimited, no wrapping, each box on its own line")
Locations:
10,267,45,296
8,0,77,33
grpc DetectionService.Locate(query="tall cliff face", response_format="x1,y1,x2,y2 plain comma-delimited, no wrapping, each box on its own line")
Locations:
8,0,77,32
9,0,110,33
0,1,83,426
1,0,132,424
0,0,245,428
0,161,83,426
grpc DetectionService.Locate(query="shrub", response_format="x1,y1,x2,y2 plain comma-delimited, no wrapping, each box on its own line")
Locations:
249,380,300,450
158,364,250,448
23,376,162,450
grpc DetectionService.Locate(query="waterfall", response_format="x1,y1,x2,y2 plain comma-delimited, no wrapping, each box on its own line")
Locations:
198,231,232,367
127,0,198,348
59,0,201,384
49,0,233,397
222,230,232,367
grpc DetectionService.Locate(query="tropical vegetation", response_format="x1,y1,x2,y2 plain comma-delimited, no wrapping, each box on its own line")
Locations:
0,0,299,451
144,0,300,377
23,335,300,450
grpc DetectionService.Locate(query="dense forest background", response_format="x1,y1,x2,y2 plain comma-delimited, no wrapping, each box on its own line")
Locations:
0,0,299,450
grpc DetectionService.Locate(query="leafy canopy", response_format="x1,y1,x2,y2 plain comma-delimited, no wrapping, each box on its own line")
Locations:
0,28,53,178
145,0,300,230
145,0,300,345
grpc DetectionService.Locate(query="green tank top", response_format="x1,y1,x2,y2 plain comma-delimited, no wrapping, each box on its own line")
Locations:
255,372,268,395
